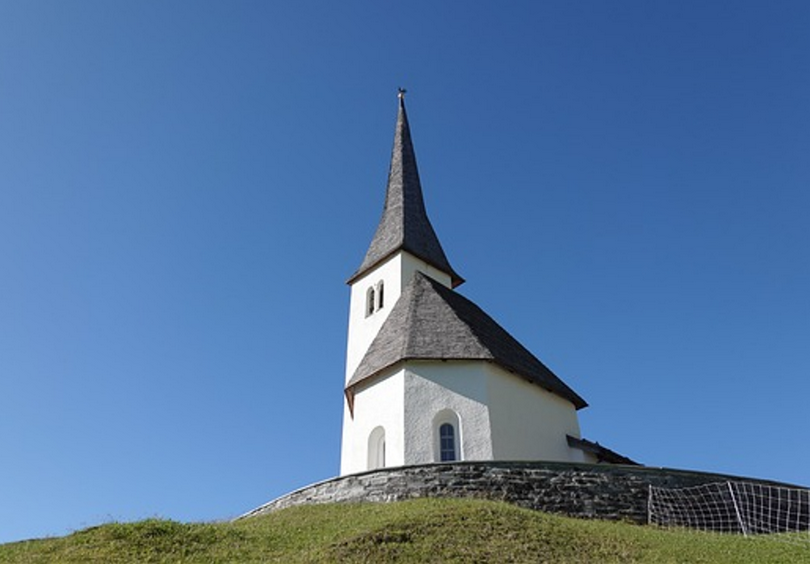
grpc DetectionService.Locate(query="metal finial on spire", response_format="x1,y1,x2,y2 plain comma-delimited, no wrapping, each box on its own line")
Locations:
398,87,407,100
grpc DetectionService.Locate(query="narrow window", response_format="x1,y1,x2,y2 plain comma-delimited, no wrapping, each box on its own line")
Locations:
368,426,386,470
439,423,457,462
366,287,375,317
434,410,462,462
377,281,384,310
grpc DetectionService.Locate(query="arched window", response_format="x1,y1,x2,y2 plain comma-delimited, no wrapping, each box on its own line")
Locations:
433,410,461,462
376,281,384,310
366,287,376,317
367,426,386,470
439,423,457,462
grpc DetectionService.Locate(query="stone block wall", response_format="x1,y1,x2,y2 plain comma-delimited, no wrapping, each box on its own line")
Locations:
242,461,805,525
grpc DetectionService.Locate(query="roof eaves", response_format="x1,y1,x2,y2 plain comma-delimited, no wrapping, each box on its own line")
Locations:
347,248,464,288
567,435,640,465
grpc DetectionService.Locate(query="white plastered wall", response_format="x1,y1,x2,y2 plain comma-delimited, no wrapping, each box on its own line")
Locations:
342,360,587,474
339,370,405,476
484,363,583,462
403,362,494,464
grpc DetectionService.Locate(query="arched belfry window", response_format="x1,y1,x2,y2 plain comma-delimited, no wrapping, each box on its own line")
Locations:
366,287,376,317
433,410,461,463
376,281,384,310
365,281,385,317
368,426,386,470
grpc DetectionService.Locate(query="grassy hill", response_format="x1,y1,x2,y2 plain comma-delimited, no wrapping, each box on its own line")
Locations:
1,498,806,563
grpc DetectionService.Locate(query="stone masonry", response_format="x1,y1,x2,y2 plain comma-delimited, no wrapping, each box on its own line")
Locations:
242,461,805,524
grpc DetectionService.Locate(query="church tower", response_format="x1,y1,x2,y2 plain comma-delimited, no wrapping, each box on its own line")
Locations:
340,93,596,477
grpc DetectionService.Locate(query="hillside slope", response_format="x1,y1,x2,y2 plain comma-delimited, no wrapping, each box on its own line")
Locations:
0,498,806,563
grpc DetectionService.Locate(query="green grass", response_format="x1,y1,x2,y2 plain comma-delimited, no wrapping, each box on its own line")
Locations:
1,498,806,563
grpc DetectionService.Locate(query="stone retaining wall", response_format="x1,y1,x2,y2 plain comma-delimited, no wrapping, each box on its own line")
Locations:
242,461,805,524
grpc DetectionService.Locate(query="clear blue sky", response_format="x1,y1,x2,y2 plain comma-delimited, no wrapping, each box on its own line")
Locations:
1,1,808,544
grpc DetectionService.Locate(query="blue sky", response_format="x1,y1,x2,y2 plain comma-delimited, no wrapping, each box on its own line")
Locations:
1,1,808,544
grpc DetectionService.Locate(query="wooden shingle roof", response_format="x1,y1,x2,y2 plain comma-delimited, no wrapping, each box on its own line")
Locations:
346,272,588,410
348,95,463,287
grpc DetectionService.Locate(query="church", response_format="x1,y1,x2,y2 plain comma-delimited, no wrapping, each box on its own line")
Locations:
339,92,633,476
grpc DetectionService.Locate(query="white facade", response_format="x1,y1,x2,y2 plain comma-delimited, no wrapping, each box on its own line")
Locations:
340,247,588,475
341,352,587,475
484,363,585,462
340,369,406,475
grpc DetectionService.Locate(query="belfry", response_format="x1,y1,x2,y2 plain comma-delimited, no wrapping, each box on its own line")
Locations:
340,93,629,476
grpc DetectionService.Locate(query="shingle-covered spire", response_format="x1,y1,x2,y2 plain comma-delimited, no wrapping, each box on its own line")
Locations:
348,92,463,287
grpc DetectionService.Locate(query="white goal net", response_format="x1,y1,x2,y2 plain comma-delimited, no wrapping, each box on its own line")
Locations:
648,481,810,541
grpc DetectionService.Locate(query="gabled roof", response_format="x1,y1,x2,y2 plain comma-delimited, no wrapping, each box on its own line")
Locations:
348,94,463,287
346,272,588,410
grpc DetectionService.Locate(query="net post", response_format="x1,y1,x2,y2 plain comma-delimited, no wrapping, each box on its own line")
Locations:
727,481,748,537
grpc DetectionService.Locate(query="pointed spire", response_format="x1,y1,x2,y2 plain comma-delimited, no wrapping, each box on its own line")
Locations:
348,92,464,287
